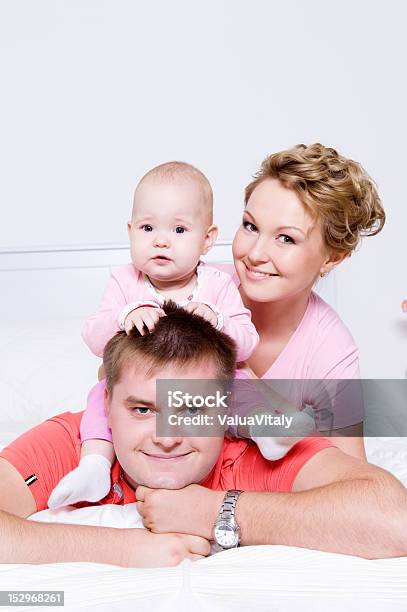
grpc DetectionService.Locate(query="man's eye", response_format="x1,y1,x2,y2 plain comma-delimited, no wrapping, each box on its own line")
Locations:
141,224,153,232
277,234,295,245
132,407,152,415
175,226,186,234
243,221,258,233
179,404,200,415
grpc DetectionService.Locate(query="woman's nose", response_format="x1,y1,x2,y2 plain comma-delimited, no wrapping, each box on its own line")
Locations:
247,238,270,265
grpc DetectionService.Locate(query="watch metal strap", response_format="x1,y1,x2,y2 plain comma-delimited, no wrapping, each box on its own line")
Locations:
218,490,242,522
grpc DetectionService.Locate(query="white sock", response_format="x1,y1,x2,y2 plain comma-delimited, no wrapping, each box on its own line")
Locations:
48,454,113,509
252,411,316,461
252,436,301,460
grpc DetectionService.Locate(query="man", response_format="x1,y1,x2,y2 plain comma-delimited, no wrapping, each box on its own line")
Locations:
0,304,406,567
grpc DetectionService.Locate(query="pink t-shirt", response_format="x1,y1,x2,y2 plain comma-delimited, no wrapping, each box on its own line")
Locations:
82,262,258,362
235,288,364,429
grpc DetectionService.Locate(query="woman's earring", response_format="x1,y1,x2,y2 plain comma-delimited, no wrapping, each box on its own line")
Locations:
320,271,328,278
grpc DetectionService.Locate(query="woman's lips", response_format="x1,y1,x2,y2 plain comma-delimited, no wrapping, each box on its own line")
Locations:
244,264,279,281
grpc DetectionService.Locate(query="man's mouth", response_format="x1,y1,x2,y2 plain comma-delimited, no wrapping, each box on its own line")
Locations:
141,451,192,462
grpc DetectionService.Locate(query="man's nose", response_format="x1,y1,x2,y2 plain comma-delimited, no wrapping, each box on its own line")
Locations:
151,434,183,449
153,233,170,248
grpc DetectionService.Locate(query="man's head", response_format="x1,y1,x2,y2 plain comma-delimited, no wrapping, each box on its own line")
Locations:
103,302,236,490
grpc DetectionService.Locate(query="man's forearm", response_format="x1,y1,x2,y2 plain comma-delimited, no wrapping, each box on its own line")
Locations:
0,509,129,565
236,475,407,559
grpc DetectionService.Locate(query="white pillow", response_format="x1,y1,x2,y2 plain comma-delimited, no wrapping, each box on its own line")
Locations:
29,502,144,529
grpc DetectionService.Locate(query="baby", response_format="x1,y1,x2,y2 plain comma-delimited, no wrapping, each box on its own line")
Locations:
48,161,311,508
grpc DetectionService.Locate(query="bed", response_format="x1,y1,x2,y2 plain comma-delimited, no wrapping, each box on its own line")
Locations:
1,318,407,612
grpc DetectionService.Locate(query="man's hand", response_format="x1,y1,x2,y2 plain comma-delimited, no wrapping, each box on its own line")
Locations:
136,484,225,540
184,302,218,327
124,306,165,335
123,529,211,567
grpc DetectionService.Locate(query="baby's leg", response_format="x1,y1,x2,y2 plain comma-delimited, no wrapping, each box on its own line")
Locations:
81,438,115,462
230,374,316,460
251,411,317,460
48,379,114,508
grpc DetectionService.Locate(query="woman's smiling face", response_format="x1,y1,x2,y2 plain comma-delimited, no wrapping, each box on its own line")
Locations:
232,178,332,303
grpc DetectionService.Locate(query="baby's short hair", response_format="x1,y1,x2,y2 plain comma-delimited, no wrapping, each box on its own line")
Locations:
133,161,213,224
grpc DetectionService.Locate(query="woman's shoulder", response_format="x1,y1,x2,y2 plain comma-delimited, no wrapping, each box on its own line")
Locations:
309,291,354,341
305,292,359,376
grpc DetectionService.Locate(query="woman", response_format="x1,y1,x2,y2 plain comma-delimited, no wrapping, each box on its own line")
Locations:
232,143,385,459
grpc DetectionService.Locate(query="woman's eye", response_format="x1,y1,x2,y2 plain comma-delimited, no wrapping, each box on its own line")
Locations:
277,234,295,244
141,224,153,232
243,221,258,233
175,226,186,234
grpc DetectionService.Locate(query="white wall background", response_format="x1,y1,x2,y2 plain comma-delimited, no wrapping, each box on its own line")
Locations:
0,0,406,378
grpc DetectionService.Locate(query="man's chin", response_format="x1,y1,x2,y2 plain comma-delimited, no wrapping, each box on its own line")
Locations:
144,474,193,489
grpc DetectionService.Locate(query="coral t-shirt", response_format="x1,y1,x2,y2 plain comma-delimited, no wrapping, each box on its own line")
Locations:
0,411,334,512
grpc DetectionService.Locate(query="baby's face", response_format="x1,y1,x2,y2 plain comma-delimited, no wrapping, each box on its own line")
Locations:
128,178,216,282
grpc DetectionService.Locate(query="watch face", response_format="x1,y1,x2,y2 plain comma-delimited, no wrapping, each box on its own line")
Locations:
214,521,238,548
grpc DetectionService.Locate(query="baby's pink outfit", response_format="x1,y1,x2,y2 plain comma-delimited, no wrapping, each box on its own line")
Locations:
80,262,259,442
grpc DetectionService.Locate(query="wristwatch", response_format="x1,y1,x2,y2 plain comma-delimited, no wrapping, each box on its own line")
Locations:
213,490,243,549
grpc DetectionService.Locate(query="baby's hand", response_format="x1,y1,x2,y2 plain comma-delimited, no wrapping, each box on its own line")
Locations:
124,306,165,335
185,302,218,327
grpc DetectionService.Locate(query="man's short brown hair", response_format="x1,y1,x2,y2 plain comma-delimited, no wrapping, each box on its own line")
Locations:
103,301,236,394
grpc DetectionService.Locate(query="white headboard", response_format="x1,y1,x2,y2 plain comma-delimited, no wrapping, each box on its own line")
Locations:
0,242,337,321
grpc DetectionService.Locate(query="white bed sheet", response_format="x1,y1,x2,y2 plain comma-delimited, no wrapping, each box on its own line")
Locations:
0,503,405,612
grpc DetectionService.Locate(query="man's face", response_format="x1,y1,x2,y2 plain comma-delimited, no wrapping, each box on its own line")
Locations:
105,362,225,490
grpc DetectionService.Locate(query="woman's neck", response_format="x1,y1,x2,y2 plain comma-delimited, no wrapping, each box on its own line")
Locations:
241,288,312,338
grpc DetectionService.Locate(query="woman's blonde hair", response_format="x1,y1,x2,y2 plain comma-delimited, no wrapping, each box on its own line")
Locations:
245,143,385,254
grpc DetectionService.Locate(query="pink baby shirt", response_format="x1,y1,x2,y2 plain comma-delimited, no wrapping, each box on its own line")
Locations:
80,262,259,442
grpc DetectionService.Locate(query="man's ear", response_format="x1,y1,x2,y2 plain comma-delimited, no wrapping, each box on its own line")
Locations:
104,387,112,428
202,224,218,255
320,250,350,277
